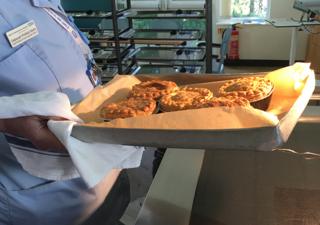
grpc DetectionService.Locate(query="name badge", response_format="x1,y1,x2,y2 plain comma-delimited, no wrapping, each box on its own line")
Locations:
6,20,39,48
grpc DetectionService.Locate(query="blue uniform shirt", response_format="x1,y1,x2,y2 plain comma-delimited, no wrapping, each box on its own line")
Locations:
0,0,93,102
0,1,113,224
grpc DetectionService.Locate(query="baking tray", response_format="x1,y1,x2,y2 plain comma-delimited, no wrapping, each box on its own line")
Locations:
127,10,205,19
66,10,112,18
139,60,205,67
139,64,203,74
134,29,202,41
100,64,141,83
82,28,134,42
136,47,206,62
71,68,315,151
93,46,139,64
66,8,130,18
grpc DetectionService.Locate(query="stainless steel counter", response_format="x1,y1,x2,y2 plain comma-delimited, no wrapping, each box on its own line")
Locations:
135,106,320,225
135,148,205,225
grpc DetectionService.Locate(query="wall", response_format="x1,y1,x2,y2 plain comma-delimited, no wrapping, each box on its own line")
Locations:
216,0,309,61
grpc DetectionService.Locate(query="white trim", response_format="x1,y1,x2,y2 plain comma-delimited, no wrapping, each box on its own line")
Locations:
131,0,160,9
161,0,168,10
266,0,271,19
167,0,205,9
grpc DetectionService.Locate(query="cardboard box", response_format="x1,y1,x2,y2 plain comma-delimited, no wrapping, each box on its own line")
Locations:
71,64,315,151
306,26,320,74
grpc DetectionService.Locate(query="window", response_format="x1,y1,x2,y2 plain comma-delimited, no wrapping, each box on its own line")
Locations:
220,0,271,18
231,0,270,18
131,0,204,10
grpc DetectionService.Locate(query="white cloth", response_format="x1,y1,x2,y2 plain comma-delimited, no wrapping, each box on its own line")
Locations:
0,91,144,187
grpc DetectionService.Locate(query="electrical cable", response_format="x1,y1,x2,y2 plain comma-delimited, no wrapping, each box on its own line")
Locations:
290,17,320,35
301,21,320,34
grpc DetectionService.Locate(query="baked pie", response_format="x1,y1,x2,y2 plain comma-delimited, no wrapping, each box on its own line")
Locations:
159,87,213,112
218,76,274,102
100,98,157,120
198,96,250,108
129,80,179,100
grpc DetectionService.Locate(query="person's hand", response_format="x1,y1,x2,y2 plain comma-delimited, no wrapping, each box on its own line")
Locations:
2,116,67,153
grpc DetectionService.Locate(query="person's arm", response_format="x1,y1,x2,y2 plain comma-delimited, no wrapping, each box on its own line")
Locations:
0,116,66,153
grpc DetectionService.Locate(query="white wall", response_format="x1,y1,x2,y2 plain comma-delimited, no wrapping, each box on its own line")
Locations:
216,0,309,61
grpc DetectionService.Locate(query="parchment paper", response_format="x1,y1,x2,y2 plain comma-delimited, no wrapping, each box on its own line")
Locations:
72,63,314,131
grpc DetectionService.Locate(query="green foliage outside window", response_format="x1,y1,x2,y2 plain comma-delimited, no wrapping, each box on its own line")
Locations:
232,0,268,18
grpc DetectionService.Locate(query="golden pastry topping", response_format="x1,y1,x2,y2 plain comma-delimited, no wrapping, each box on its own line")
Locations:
129,80,179,100
199,96,250,108
219,76,273,102
100,98,157,120
159,87,213,112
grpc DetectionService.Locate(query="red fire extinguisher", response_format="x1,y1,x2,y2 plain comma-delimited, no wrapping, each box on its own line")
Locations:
228,25,240,60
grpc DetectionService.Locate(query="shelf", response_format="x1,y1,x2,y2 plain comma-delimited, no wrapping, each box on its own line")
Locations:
136,47,206,62
139,60,204,67
134,29,202,41
82,28,135,43
66,9,130,19
81,28,202,47
100,66,118,80
66,10,112,18
123,61,141,74
61,0,127,13
125,0,212,73
100,63,141,83
65,0,139,76
134,39,186,46
139,64,203,74
93,45,140,64
127,9,205,19
90,38,186,47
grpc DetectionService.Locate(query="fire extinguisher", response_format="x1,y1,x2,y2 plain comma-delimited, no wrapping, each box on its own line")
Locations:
228,25,240,60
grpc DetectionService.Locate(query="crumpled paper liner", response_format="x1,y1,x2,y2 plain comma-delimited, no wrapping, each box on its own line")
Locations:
72,63,314,131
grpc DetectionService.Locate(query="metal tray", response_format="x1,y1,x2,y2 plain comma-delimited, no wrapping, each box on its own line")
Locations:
127,10,205,19
99,63,141,83
66,8,130,18
134,29,202,41
93,46,139,64
82,28,135,42
71,72,315,151
66,10,112,18
139,64,203,74
136,47,206,62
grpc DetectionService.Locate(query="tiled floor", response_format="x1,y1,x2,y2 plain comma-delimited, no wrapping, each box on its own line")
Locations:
120,64,293,225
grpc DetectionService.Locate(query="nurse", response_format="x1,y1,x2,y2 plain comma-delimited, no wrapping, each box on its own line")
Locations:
0,0,132,224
